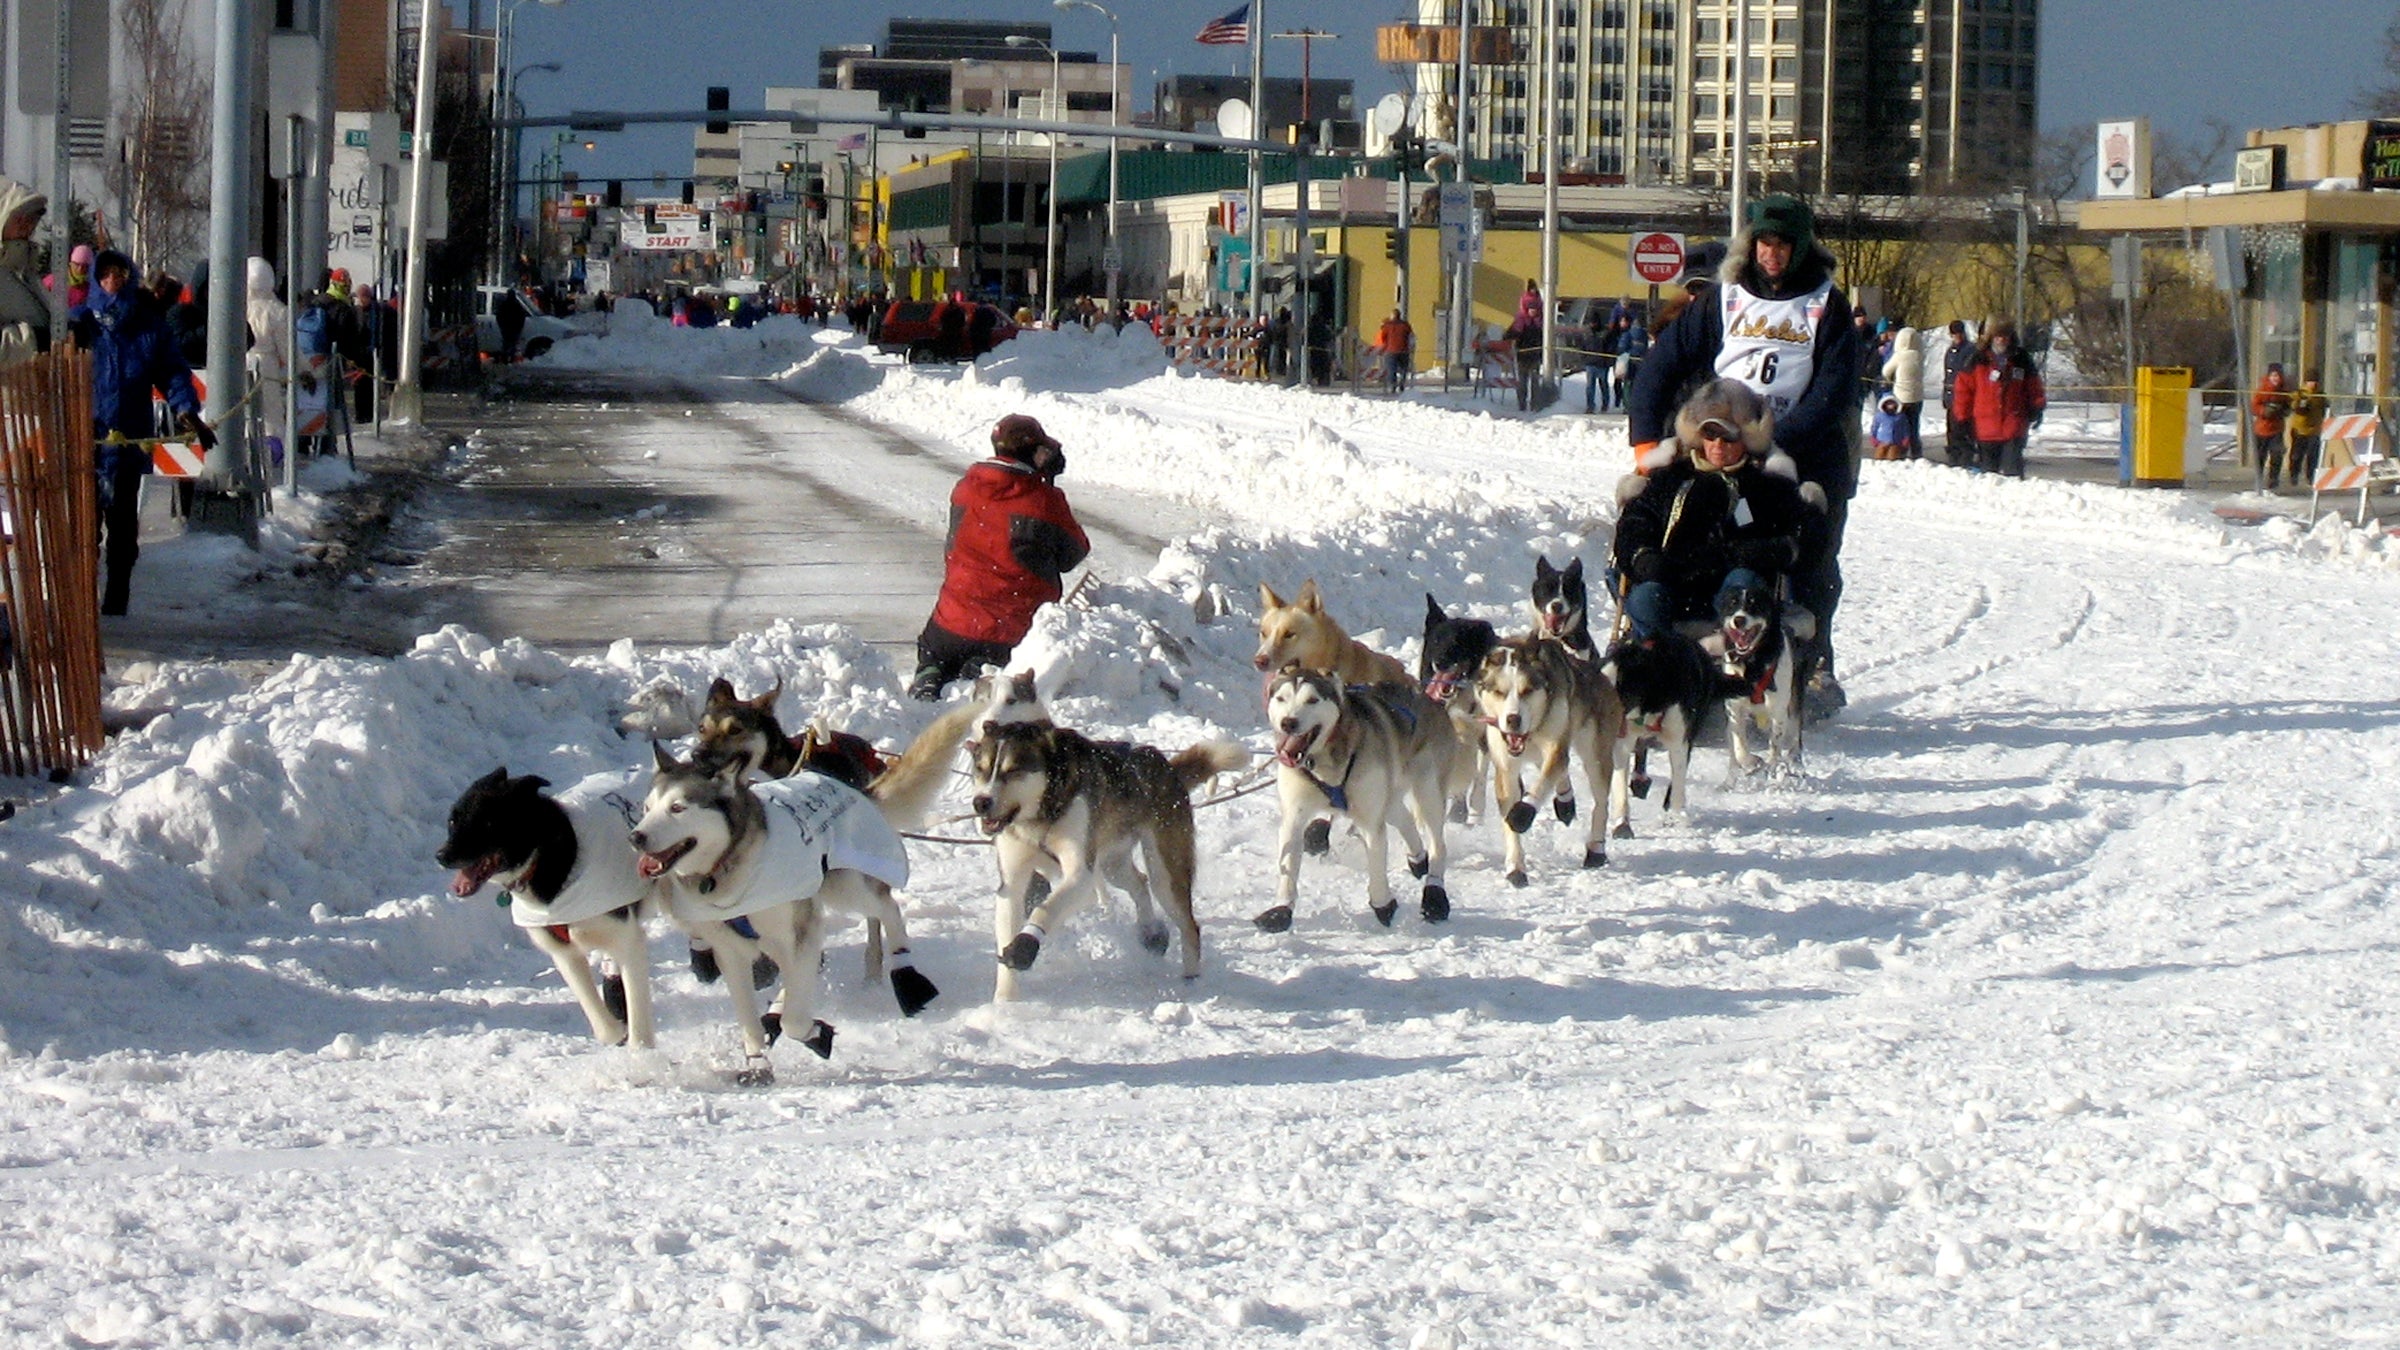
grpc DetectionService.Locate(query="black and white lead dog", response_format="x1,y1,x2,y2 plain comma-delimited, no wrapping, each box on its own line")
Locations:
438,766,660,1050
1704,577,1805,775
1529,556,1597,658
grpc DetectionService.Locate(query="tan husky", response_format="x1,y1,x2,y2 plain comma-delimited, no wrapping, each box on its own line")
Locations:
1253,580,1412,686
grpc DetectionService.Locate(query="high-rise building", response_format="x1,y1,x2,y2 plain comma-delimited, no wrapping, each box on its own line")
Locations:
1409,0,2036,193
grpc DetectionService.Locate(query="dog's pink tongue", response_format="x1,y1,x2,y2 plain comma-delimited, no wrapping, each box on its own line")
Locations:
636,853,667,879
1275,732,1311,765
449,870,480,898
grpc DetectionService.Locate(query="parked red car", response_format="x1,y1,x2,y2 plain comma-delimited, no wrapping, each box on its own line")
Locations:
875,299,1019,362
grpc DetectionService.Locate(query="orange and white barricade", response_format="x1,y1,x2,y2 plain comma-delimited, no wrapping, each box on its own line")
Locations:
2310,413,2391,525
149,440,207,478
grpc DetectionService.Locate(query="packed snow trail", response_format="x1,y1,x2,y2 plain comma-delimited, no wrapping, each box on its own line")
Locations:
1,319,2397,1345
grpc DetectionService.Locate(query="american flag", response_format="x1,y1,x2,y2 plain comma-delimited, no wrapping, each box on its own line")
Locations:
1196,3,1249,45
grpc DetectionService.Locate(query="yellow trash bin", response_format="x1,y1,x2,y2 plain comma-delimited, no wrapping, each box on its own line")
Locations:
2129,366,2191,487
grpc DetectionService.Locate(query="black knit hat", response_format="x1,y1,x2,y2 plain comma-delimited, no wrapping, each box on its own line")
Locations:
1745,194,1815,258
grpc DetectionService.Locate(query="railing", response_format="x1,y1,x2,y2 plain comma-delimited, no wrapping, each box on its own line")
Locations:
0,347,106,779
1156,316,1267,380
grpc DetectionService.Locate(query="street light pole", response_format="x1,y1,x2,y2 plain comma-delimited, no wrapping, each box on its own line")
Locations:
1006,34,1063,325
491,0,565,287
1057,0,1120,321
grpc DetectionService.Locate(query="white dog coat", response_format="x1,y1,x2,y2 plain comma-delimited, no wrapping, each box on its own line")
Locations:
670,772,910,925
503,768,651,928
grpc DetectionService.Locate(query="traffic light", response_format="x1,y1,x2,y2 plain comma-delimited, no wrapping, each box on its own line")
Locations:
680,180,695,205
1384,232,1400,262
903,94,928,140
698,211,712,231
644,205,660,232
805,175,826,219
706,86,730,135
561,171,578,194
605,179,623,208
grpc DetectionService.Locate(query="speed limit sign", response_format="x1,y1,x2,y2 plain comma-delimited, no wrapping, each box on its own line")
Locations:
1630,231,1686,286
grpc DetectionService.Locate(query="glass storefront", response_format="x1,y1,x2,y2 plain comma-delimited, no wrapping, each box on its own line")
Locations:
2253,238,2303,384
2325,235,2384,416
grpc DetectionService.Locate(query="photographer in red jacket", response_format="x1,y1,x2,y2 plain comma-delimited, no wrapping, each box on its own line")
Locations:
910,414,1090,700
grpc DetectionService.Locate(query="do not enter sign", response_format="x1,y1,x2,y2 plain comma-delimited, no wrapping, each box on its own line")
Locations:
1630,231,1686,286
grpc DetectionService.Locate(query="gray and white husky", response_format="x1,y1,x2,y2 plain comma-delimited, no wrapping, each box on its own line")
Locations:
967,720,1245,1001
1474,637,1623,885
1258,667,1458,931
628,706,974,1084
970,669,1214,922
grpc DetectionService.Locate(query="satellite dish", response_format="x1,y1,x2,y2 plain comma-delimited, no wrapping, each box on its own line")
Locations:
1216,98,1254,141
1370,94,1407,137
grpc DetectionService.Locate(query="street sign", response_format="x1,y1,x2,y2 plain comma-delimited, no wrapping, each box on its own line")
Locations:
629,204,704,251
1630,231,1685,286
1102,245,1123,274
1437,182,1473,228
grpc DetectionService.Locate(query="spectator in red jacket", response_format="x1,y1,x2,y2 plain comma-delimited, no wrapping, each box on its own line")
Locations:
910,414,1091,700
1950,316,2046,477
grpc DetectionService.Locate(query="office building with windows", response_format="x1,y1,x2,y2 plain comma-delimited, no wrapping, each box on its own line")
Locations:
1412,0,2038,192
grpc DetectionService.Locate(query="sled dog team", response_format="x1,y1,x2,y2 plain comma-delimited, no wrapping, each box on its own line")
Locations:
441,548,1810,1082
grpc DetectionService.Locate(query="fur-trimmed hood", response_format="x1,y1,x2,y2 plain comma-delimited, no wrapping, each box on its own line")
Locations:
1718,223,1839,299
1674,378,1775,458
1618,380,1798,504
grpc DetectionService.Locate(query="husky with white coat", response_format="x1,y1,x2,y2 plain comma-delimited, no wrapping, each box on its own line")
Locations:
628,707,973,1084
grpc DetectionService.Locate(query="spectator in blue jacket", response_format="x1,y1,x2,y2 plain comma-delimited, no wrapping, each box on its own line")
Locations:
70,249,209,616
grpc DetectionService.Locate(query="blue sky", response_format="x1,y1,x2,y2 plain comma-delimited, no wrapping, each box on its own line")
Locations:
487,0,2397,185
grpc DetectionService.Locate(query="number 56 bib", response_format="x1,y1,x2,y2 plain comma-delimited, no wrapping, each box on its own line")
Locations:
1714,278,1833,417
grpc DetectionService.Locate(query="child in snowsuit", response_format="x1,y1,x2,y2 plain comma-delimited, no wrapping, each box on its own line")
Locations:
1869,394,1911,460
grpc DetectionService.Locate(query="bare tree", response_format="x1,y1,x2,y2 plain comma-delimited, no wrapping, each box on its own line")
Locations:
116,0,209,271
2150,119,2242,195
2355,11,2400,115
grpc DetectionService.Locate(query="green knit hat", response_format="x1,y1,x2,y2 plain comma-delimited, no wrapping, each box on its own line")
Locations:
1745,193,1815,257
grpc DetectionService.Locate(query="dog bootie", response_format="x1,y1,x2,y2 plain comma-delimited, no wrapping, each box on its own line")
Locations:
1802,670,1847,725
907,666,946,702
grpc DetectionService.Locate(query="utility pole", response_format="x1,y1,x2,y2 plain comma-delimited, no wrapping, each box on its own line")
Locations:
199,0,257,531
392,0,443,424
1245,0,1268,322
1270,29,1336,130
1449,0,1473,380
1537,0,1559,392
1731,0,1752,232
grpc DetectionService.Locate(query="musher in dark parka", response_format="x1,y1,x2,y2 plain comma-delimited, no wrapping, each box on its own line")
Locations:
1612,379,1820,643
1624,193,1860,717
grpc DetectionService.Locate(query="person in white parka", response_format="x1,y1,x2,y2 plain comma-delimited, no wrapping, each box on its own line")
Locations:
1881,326,1926,460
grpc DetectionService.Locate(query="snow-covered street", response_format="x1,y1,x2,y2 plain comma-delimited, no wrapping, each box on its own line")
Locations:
4,316,2398,1346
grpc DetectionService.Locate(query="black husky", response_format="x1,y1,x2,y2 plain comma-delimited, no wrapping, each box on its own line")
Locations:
1530,556,1596,658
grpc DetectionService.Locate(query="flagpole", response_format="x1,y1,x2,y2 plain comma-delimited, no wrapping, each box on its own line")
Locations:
1245,0,1265,325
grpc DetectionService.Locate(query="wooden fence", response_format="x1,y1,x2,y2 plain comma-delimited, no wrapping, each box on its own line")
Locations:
0,347,103,779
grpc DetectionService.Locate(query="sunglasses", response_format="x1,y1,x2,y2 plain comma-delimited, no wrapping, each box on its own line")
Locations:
1699,421,1742,443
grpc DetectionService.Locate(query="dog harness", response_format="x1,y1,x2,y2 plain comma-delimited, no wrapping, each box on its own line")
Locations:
669,771,910,925
1290,747,1360,812
504,768,651,929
